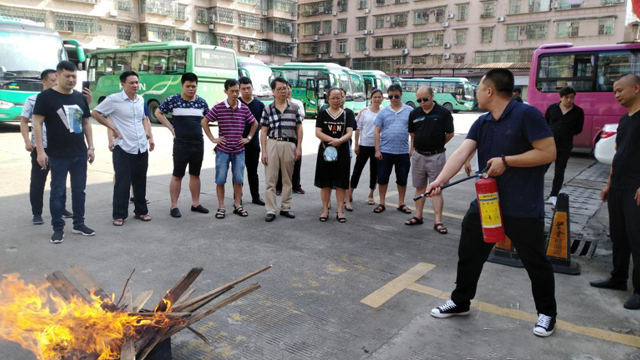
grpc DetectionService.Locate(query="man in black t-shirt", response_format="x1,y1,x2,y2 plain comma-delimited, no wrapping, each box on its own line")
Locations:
544,86,584,206
239,77,266,205
33,61,96,244
406,87,454,232
591,73,640,310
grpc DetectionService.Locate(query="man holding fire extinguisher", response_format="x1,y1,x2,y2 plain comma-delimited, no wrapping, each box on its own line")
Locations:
424,69,559,337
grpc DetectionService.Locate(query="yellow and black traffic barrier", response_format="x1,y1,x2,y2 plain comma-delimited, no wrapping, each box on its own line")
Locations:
545,193,581,275
487,235,524,268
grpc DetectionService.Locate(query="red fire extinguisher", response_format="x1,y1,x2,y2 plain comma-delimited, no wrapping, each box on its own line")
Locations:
475,176,505,243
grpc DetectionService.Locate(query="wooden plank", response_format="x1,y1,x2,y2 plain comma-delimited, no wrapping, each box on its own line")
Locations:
154,268,203,313
66,265,111,302
132,290,154,312
186,326,212,347
46,271,89,303
173,265,270,312
174,287,233,314
124,285,134,312
120,337,136,360
173,288,196,307
137,328,170,360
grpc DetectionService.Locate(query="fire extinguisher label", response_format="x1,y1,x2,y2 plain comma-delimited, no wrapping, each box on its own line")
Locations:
478,193,502,228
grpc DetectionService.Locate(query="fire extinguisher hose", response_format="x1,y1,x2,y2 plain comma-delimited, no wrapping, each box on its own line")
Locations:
413,165,490,201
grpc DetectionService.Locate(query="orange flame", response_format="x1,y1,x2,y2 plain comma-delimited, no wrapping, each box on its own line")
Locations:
0,274,182,360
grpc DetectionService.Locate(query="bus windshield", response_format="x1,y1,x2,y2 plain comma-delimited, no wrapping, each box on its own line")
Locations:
0,31,66,79
240,62,272,96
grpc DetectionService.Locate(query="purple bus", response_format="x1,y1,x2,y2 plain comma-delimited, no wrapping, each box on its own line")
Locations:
528,42,640,151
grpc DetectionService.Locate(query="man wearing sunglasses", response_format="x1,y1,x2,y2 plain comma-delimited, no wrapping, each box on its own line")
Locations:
373,84,413,215
406,87,454,233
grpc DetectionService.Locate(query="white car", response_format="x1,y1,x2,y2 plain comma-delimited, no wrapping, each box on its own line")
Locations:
594,124,618,165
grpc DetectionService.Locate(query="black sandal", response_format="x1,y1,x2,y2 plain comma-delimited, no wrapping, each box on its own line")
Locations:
215,208,226,219
336,213,346,223
319,212,329,222
434,223,448,234
373,204,386,213
405,216,424,226
233,205,248,217
397,204,412,214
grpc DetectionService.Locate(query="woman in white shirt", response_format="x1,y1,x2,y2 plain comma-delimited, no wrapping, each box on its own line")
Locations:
345,89,383,210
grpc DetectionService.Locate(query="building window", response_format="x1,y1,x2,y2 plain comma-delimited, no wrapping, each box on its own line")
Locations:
508,0,521,14
117,0,132,12
139,0,174,16
392,35,407,49
374,37,384,50
392,12,409,27
376,0,385,7
270,42,294,56
240,38,259,53
412,31,444,48
357,38,367,51
481,27,493,43
411,55,442,65
509,0,550,14
322,20,332,34
174,30,187,41
599,18,614,35
357,16,367,31
196,7,208,24
455,29,467,45
302,22,321,35
557,0,620,10
375,15,385,28
215,8,235,24
268,0,296,12
239,13,263,31
337,0,348,12
0,5,47,23
557,17,614,38
338,39,347,53
117,24,133,40
239,0,261,8
196,32,212,45
453,53,465,63
141,24,174,42
175,4,186,20
481,1,495,18
352,56,406,75
214,35,236,49
268,19,294,34
54,14,97,34
358,0,368,10
414,7,445,25
505,22,548,41
474,48,535,63
299,1,333,16
457,4,468,21
338,19,347,33
300,41,331,55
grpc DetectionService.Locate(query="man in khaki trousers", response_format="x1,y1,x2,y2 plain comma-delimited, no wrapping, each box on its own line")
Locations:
260,77,303,222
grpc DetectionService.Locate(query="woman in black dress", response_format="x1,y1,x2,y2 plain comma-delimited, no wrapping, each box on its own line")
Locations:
315,87,357,223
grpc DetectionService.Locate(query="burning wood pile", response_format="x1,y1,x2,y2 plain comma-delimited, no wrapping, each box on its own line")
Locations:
0,265,271,360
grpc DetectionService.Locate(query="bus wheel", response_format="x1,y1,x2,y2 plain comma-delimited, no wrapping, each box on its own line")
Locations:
406,101,415,108
443,102,453,112
147,100,160,124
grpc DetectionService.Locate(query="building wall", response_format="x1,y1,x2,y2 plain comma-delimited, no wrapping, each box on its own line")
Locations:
295,0,632,77
0,0,298,64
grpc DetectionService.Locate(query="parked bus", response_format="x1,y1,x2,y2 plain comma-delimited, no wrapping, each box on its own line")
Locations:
392,77,475,112
356,70,392,106
270,62,361,117
237,56,273,104
528,42,640,151
344,67,367,114
0,17,85,122
87,41,237,123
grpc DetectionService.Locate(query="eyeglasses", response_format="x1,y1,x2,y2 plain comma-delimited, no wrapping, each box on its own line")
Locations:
389,94,401,99
416,98,430,103
275,87,288,92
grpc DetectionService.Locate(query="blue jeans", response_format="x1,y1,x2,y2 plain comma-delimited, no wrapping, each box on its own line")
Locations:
215,150,245,185
49,155,87,231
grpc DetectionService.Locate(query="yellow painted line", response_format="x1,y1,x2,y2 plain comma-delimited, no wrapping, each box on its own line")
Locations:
407,283,640,348
360,262,435,308
385,201,465,220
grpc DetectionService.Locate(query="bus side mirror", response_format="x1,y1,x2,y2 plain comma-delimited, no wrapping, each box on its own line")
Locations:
63,40,86,63
239,69,249,78
306,78,317,91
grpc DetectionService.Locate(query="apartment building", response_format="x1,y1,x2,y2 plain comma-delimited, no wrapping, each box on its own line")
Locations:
0,0,298,64
296,0,635,80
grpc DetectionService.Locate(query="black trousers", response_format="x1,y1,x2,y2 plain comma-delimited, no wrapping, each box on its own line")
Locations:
277,157,302,191
113,146,148,220
30,149,66,216
244,147,261,200
546,150,571,197
608,188,640,293
350,145,377,190
451,208,557,316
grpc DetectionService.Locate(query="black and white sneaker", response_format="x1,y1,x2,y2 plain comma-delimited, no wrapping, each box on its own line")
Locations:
62,209,73,218
50,230,64,244
72,224,96,236
533,313,556,337
32,214,44,225
430,300,470,318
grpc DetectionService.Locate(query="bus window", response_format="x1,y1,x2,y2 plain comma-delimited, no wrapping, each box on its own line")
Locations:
167,48,187,74
299,70,318,90
149,50,168,75
443,82,456,94
431,82,443,93
132,51,150,72
597,50,640,91
195,48,236,70
283,69,299,87
536,53,595,92
114,52,132,73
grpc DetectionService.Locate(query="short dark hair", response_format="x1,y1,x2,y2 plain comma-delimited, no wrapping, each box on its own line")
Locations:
483,69,514,97
40,69,56,80
559,86,576,97
239,76,252,86
618,73,640,86
270,76,289,90
56,61,76,72
370,89,383,98
513,87,522,94
120,71,139,83
328,87,345,97
181,72,198,84
387,83,403,94
224,78,239,90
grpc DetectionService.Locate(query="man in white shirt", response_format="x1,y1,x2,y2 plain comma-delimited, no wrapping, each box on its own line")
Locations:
92,71,154,226
276,84,306,195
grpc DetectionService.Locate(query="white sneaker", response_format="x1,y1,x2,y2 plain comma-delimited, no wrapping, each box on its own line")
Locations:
430,300,470,319
533,313,556,337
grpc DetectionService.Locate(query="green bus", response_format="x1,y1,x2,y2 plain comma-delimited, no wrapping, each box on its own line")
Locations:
0,17,85,121
356,70,393,106
392,77,475,112
270,62,363,117
343,67,367,115
87,41,237,123
237,56,273,104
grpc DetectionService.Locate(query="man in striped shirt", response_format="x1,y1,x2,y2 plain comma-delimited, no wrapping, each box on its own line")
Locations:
202,79,257,219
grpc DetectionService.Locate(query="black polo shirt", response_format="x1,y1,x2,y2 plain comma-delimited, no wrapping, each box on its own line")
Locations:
544,102,584,152
467,99,553,218
611,111,640,190
408,104,454,152
240,97,265,150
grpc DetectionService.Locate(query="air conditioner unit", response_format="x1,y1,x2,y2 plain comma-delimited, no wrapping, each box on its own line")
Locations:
368,29,374,34
262,10,268,16
364,8,370,14
333,11,337,16
497,16,505,22
442,21,449,27
317,54,323,59
443,53,450,60
401,48,409,55
109,9,118,17
292,37,298,43
444,43,451,49
385,16,391,21
313,35,319,41
447,12,454,19
209,23,215,31
345,51,350,57
426,38,433,43
364,51,370,56
363,30,369,35
318,30,324,35
329,52,333,58
333,30,338,35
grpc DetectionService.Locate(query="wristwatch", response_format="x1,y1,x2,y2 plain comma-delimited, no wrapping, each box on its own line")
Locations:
88,146,95,150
